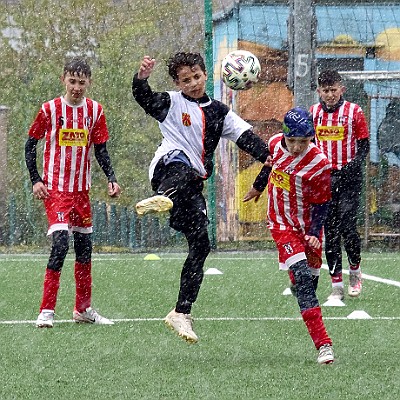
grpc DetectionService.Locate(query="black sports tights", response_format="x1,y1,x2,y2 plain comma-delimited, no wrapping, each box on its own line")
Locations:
47,231,92,271
289,260,319,312
175,225,211,314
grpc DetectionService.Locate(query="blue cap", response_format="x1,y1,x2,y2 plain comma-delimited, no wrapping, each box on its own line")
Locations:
282,107,315,137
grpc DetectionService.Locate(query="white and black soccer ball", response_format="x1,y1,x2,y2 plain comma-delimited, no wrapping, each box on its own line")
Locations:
221,50,261,90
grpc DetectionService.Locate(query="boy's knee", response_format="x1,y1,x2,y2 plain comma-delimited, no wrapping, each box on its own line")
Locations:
48,230,69,271
74,232,92,264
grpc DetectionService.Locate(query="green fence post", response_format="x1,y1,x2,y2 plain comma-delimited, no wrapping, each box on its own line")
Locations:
129,211,137,250
204,0,217,249
141,216,148,248
108,204,117,246
8,195,16,246
120,207,129,247
92,201,99,245
98,202,108,245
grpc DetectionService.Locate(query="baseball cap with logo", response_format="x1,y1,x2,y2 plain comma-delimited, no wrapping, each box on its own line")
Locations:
282,107,315,137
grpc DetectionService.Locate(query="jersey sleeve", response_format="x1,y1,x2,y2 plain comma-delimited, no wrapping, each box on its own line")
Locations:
132,73,171,122
221,110,253,142
354,106,370,140
91,105,110,144
28,107,47,140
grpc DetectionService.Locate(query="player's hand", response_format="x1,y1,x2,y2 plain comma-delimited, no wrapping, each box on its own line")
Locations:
108,182,121,198
243,186,262,203
264,155,273,167
305,235,321,249
33,181,49,200
138,56,155,80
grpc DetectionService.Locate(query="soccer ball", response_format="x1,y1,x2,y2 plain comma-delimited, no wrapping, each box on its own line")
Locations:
221,50,261,90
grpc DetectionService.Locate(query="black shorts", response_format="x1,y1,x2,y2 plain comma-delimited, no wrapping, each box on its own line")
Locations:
151,160,209,233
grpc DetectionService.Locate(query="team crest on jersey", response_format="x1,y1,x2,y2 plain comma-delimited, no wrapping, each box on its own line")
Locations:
182,113,191,127
283,243,293,255
85,116,92,128
56,211,65,222
82,216,92,225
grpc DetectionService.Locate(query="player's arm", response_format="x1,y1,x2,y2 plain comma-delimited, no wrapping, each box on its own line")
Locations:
348,108,370,166
341,138,369,176
305,202,330,249
236,129,270,163
94,142,121,197
354,138,370,163
243,165,272,203
25,136,42,186
132,58,171,122
308,202,330,238
238,129,271,202
25,136,49,200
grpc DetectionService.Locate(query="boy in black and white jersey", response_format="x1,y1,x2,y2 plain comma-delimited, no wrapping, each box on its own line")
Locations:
132,52,270,343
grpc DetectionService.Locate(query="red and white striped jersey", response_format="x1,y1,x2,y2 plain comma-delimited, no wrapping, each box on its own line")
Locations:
28,96,109,192
267,133,331,233
310,100,369,170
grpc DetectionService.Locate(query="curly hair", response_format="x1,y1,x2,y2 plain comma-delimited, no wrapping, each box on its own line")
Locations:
166,52,206,80
318,70,342,87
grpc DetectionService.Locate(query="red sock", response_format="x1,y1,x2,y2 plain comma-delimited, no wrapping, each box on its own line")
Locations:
331,273,343,284
288,270,296,285
40,268,61,312
74,261,92,313
349,263,361,272
301,306,332,349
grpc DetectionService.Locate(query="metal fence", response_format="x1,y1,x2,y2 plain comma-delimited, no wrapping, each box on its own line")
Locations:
1,195,185,251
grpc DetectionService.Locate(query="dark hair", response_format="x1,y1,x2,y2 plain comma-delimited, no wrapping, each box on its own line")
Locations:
166,52,206,80
318,69,342,87
63,57,91,78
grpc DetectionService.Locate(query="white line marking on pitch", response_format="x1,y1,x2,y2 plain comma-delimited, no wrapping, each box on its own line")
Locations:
320,264,400,287
2,316,400,325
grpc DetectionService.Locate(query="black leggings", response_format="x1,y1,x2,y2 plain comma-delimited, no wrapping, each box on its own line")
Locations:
151,160,211,314
175,226,211,314
47,231,92,271
290,260,319,312
325,169,362,277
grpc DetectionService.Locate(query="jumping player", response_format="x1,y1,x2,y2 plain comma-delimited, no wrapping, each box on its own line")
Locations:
132,52,270,343
310,70,370,300
25,58,121,328
244,107,334,364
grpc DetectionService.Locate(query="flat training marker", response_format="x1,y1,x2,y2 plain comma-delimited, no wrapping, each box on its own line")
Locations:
323,298,346,307
143,254,161,261
347,310,372,319
282,287,292,296
205,268,223,275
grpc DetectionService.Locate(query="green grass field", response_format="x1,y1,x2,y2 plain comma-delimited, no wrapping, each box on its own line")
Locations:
0,250,399,399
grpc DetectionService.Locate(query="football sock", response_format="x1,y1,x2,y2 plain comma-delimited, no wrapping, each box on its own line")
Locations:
301,306,332,349
288,270,296,286
74,261,92,312
349,262,361,273
331,273,343,285
40,268,61,312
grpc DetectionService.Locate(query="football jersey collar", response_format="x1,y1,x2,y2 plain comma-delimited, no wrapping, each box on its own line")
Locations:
181,92,211,107
320,96,344,113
